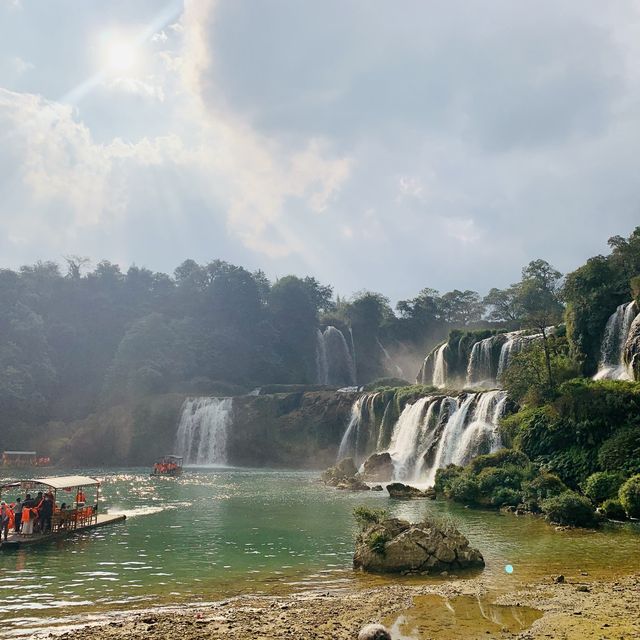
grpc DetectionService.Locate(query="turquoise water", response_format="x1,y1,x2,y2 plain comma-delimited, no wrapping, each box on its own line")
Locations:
0,468,639,637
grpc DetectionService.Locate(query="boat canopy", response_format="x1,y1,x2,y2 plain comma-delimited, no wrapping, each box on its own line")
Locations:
26,475,99,489
156,455,183,461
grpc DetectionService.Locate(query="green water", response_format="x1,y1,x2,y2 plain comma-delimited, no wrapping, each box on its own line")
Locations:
0,468,638,637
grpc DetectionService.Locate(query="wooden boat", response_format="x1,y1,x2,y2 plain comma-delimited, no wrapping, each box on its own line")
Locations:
150,455,183,477
0,475,125,550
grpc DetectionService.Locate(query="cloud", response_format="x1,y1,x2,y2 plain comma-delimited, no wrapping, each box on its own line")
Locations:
175,0,352,260
105,76,165,101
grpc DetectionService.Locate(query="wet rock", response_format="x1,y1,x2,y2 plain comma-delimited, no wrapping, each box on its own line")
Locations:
371,485,384,491
336,477,370,491
322,457,358,486
554,575,565,583
353,517,484,575
361,453,394,482
386,482,434,499
358,623,392,639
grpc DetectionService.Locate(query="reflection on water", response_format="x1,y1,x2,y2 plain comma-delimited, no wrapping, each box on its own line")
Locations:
0,467,638,637
388,594,543,639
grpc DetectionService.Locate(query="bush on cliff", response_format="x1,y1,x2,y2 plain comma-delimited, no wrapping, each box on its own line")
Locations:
618,475,640,518
541,491,598,527
598,427,640,477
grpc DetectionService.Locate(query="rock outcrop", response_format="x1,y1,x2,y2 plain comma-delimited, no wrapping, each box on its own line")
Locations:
386,482,435,499
322,457,359,486
624,315,640,381
354,517,484,574
361,452,394,482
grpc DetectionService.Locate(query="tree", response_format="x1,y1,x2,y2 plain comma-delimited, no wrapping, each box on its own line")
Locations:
440,290,485,326
516,260,564,389
483,285,522,325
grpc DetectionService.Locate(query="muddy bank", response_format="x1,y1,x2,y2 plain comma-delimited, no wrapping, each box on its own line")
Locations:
48,574,639,640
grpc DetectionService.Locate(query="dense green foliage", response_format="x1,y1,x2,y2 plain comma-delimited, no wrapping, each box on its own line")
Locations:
541,491,599,527
500,379,640,488
432,450,600,524
618,475,640,518
353,506,388,530
563,228,640,374
582,472,624,505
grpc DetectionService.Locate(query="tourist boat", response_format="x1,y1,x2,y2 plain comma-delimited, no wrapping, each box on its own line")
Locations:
2,450,53,468
150,455,183,477
0,475,126,550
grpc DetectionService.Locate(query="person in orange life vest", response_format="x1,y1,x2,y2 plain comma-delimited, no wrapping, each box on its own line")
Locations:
0,501,14,541
76,489,86,504
21,493,36,535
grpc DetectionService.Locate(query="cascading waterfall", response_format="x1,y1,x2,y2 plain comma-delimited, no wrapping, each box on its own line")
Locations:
337,393,380,464
316,326,357,386
377,338,405,378
174,397,233,465
466,336,505,387
338,389,509,485
594,302,638,381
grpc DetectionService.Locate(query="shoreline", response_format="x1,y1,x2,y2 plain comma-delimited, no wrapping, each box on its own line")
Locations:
40,572,639,640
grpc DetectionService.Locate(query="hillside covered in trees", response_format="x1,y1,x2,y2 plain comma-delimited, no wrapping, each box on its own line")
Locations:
1,227,639,463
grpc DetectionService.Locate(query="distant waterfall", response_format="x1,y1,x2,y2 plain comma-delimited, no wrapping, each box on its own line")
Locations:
377,338,405,378
175,397,233,465
338,390,509,484
594,302,638,381
316,326,357,386
432,344,448,388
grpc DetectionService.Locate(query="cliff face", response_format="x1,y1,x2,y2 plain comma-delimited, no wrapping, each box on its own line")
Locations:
228,391,357,469
50,390,355,468
624,315,640,381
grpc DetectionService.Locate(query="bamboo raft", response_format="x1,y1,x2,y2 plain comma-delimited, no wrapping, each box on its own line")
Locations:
1,475,126,551
1,513,126,549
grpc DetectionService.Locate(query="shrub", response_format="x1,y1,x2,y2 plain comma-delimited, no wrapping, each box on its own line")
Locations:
618,474,640,518
490,487,522,507
476,466,525,493
446,476,480,504
468,449,530,474
434,464,464,495
522,473,568,502
366,531,389,555
353,506,388,530
541,490,597,527
598,427,640,477
600,499,627,521
582,472,624,505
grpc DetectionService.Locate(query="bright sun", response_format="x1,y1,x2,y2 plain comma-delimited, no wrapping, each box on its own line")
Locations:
104,38,137,74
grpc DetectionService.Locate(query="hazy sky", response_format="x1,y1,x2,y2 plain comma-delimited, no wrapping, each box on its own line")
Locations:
1,1,639,302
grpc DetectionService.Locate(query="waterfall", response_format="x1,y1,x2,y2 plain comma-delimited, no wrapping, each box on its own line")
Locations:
377,338,405,378
594,302,638,381
432,343,448,388
174,397,233,465
466,336,501,387
316,326,357,386
336,393,379,464
386,397,434,480
338,389,509,485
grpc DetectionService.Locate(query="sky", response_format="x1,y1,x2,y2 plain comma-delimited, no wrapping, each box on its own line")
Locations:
1,0,640,303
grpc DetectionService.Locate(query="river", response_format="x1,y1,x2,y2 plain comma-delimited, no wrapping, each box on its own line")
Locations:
0,467,638,637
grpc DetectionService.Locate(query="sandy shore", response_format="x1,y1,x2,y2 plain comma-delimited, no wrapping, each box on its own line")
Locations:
49,573,639,640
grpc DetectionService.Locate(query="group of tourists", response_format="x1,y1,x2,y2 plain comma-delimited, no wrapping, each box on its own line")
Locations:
0,489,85,541
153,461,179,474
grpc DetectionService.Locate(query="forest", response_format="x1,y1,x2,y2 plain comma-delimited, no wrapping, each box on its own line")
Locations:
1,226,639,461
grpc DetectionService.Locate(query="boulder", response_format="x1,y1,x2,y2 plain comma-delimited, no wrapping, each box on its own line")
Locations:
354,517,484,575
361,452,394,482
357,624,392,640
322,457,358,486
336,477,370,491
386,482,434,499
